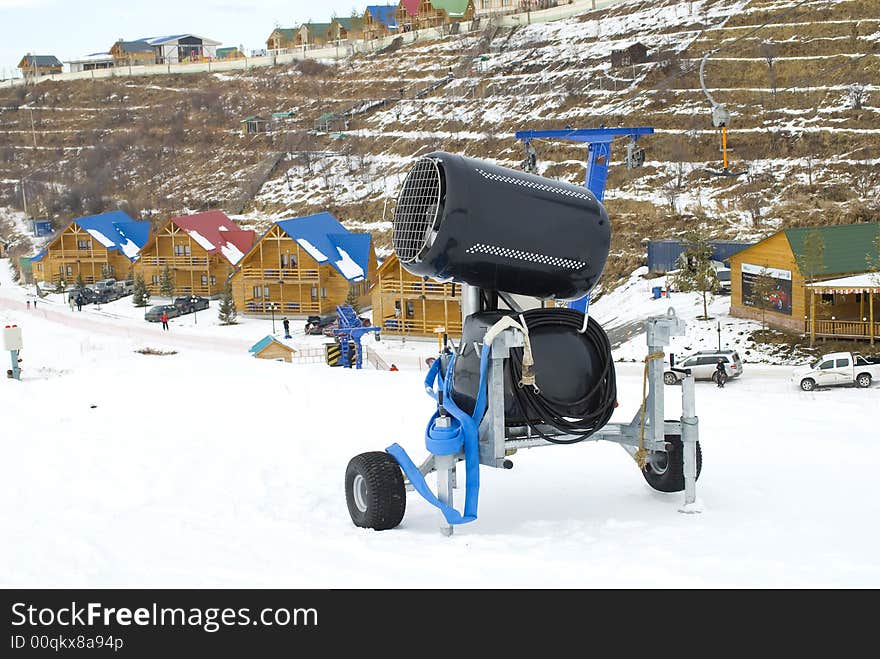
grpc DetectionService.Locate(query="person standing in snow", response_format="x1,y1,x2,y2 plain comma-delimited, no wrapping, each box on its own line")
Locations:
76,295,83,312
26,300,30,310
282,317,291,339
161,310,169,331
715,358,727,388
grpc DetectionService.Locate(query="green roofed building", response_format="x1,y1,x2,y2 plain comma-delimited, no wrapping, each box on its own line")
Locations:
729,222,880,340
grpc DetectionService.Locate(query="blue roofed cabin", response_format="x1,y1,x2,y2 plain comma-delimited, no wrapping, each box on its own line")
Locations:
231,212,377,317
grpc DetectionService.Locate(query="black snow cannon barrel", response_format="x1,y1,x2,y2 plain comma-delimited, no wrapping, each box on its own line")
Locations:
392,152,617,440
392,151,611,300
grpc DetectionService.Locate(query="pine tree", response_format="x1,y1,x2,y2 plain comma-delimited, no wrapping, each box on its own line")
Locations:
672,229,718,320
74,272,86,291
132,272,151,307
795,229,825,287
344,285,361,315
158,264,175,299
218,279,237,325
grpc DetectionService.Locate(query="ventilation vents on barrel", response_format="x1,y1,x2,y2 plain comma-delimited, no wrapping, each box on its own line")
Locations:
392,157,443,264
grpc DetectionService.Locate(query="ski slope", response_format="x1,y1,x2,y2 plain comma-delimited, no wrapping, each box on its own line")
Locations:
1,262,879,587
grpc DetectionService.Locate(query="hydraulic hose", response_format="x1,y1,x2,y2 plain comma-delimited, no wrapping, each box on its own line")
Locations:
508,308,616,444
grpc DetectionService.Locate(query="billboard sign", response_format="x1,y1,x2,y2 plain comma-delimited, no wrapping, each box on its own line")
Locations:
741,262,792,315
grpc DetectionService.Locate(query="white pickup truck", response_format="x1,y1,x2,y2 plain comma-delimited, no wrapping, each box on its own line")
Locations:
792,352,880,391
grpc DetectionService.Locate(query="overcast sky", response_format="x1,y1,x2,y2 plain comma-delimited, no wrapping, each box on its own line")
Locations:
1,0,369,76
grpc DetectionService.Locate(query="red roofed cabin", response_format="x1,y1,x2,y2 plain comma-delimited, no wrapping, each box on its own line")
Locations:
397,1,446,31
133,211,255,297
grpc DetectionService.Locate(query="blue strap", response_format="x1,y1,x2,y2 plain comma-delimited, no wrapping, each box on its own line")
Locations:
387,343,492,525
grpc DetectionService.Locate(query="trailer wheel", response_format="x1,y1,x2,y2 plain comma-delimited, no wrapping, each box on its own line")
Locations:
663,372,678,386
856,373,872,388
800,378,816,392
642,435,702,493
345,452,406,531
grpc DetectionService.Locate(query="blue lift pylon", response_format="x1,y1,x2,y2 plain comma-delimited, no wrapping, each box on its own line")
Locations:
332,305,381,369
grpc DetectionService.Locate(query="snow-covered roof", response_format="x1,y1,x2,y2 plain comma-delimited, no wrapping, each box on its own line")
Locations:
807,272,880,291
71,211,150,262
274,213,373,283
168,211,255,266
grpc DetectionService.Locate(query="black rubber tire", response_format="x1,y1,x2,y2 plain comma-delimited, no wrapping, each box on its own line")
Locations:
663,372,678,386
345,452,406,530
642,435,702,493
800,378,816,392
856,373,872,388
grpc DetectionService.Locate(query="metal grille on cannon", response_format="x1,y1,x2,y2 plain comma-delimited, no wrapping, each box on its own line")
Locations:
392,157,442,264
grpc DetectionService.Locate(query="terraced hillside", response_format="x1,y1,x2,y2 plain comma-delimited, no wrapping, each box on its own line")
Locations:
1,0,878,287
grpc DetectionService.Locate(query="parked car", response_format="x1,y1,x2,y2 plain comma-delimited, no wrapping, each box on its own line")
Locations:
95,287,122,303
70,287,98,306
664,349,744,385
144,305,181,322
173,295,210,314
305,314,337,335
792,352,880,391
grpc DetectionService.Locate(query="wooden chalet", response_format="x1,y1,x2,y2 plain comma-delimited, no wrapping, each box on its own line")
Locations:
372,252,462,337
231,212,377,317
729,223,880,343
432,0,477,21
18,54,62,78
611,42,648,68
396,1,446,31
30,211,150,286
363,5,399,40
329,17,365,42
109,40,156,66
267,28,297,51
134,211,254,297
250,336,296,363
296,23,332,48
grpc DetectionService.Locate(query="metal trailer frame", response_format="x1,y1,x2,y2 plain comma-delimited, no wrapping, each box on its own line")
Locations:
409,305,700,536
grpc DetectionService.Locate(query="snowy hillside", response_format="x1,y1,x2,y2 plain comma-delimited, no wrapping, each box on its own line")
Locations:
2,260,880,587
1,0,877,287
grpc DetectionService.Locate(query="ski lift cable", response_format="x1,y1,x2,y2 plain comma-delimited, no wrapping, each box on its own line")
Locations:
603,0,816,116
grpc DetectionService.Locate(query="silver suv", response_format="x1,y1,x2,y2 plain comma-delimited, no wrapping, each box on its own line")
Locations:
664,349,743,385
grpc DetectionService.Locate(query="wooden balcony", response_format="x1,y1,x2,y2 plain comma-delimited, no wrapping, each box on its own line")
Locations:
806,319,880,341
378,280,458,298
380,316,462,336
239,267,320,282
245,299,321,314
139,256,210,268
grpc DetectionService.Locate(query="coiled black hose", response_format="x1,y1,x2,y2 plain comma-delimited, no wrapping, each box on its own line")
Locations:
508,308,617,444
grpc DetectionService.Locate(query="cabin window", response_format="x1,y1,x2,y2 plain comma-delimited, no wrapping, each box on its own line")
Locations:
406,301,414,317
174,244,191,257
280,253,288,269
37,264,42,272
821,293,834,304
210,276,216,286
77,239,90,250
65,265,73,276
263,286,270,298
290,253,297,267
311,287,318,300
152,275,159,285
321,288,327,299
253,286,262,298
201,275,208,286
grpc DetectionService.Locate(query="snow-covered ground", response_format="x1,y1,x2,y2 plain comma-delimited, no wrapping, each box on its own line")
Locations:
2,261,879,587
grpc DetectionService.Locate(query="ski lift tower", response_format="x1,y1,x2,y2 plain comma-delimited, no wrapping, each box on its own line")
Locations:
514,126,655,311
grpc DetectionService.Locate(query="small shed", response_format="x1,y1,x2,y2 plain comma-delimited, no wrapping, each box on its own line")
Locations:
18,54,62,78
313,112,348,132
267,28,297,51
241,116,271,134
216,47,243,60
249,336,296,363
611,42,648,68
